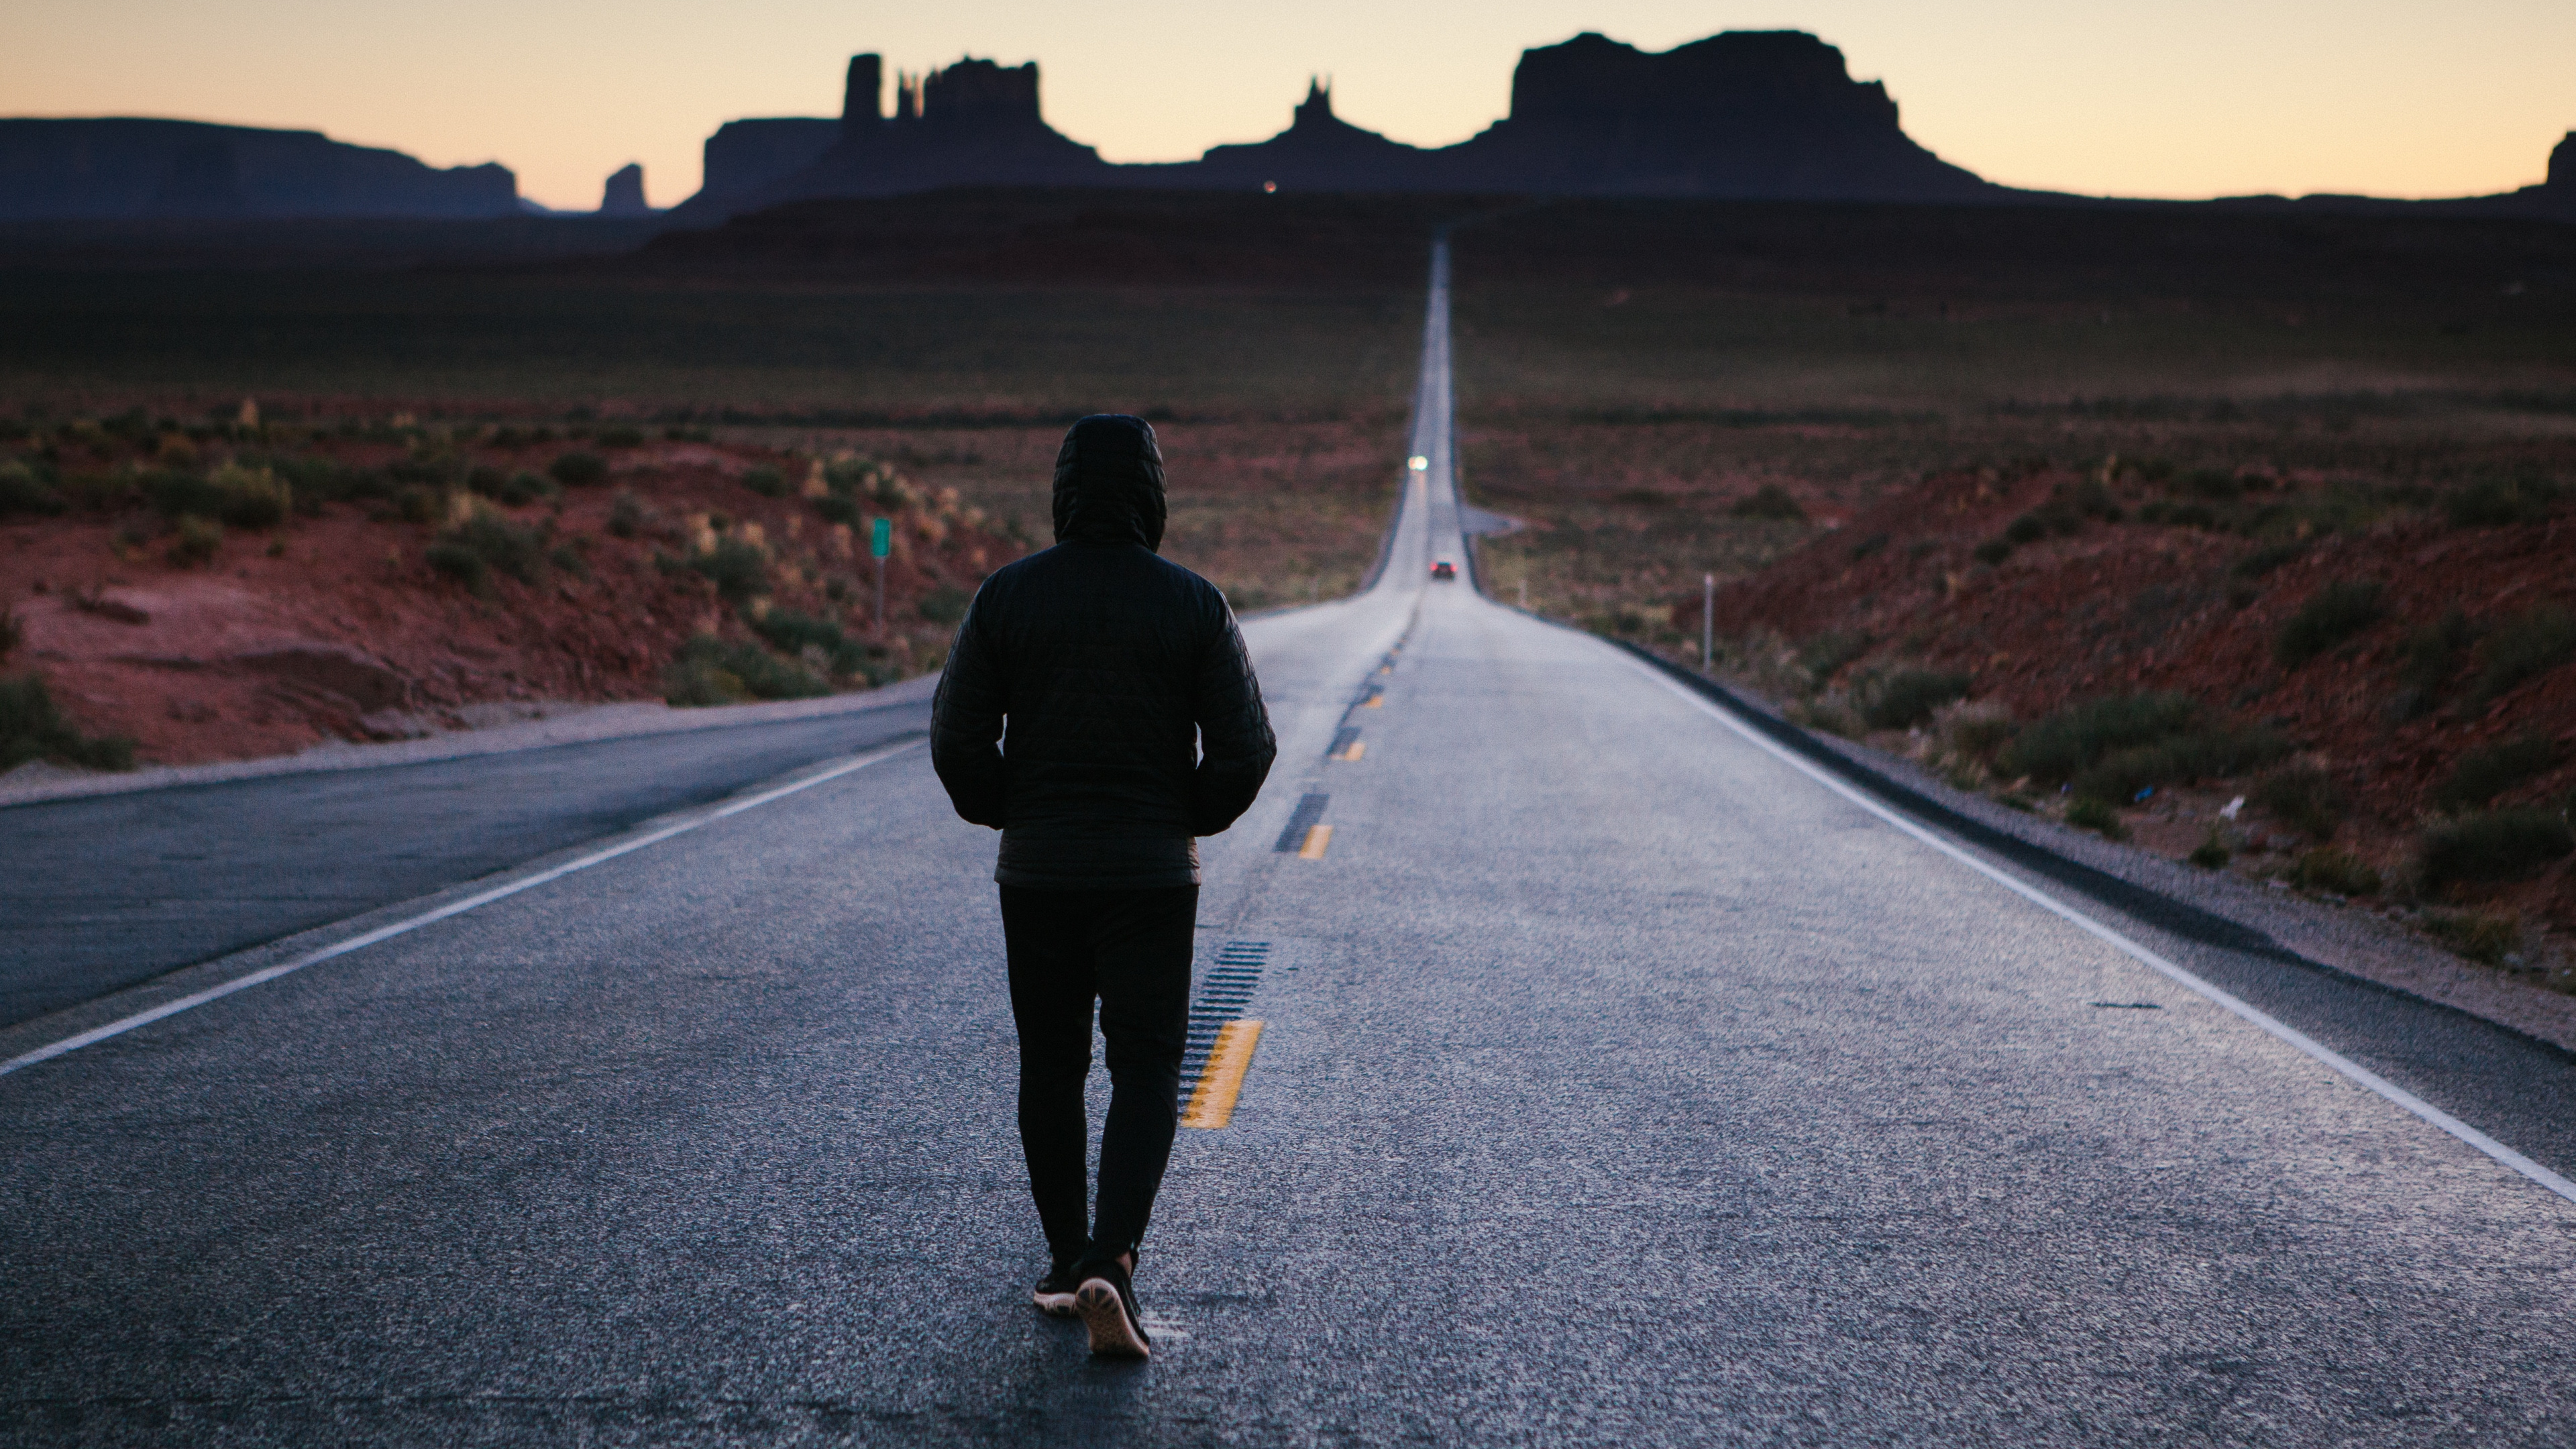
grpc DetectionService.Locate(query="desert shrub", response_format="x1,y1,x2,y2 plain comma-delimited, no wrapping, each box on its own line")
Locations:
2441,474,2559,528
2418,809,2574,888
272,456,390,506
429,513,547,589
386,456,451,488
748,607,845,655
812,494,861,526
2229,540,2307,581
1859,669,1970,729
2000,692,2200,786
0,604,16,662
2251,763,2343,840
1786,696,1863,739
2434,735,2563,812
742,466,786,498
2189,830,2233,869
595,425,646,449
424,541,487,589
2065,798,2129,840
607,490,649,539
2072,726,2290,806
2275,580,2385,667
918,584,972,625
2387,608,2476,720
1729,484,1805,522
165,515,223,566
381,486,440,525
869,472,918,511
1847,533,1888,561
1971,538,2013,566
468,466,551,508
2293,847,2382,896
688,538,770,604
2002,513,2047,545
1934,699,2017,763
2467,605,2576,705
142,469,222,519
749,608,880,677
2137,500,2220,529
661,635,828,706
2180,468,2243,500
0,673,134,770
547,541,588,578
1797,631,1871,685
2029,478,2118,533
0,460,64,517
2423,911,2522,965
548,451,609,488
208,464,288,527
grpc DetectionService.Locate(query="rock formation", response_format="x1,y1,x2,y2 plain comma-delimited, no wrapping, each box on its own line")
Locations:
668,35,2568,221
1191,81,1444,191
695,118,841,214
1430,32,1990,199
0,118,518,219
674,52,1110,219
599,162,651,215
674,32,1992,218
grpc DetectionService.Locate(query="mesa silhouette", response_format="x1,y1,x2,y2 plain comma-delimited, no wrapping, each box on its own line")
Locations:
678,32,1993,221
0,117,519,220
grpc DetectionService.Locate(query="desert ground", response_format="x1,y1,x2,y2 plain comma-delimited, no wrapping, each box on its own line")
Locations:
4,193,2571,979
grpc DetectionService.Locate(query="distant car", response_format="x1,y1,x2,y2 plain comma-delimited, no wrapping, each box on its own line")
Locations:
1430,559,1457,581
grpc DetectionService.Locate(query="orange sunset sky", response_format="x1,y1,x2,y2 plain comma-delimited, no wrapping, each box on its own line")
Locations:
5,0,2570,211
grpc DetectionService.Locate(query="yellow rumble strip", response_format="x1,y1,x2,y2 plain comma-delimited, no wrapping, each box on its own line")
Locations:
1297,824,1333,859
1181,1020,1264,1129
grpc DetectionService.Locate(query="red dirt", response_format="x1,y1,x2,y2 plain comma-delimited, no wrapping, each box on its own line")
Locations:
3,429,1022,767
1692,464,2576,933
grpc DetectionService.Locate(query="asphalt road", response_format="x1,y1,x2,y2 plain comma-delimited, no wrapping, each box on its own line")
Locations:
8,242,2576,1445
0,700,930,1027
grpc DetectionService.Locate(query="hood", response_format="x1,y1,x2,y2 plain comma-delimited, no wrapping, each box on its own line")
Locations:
1051,414,1167,549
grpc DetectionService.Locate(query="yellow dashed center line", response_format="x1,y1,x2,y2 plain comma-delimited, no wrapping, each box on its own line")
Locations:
1297,824,1333,859
1335,740,1366,761
1362,695,1384,708
1181,1020,1264,1129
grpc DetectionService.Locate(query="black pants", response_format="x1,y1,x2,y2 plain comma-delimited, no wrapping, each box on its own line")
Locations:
998,883,1197,1265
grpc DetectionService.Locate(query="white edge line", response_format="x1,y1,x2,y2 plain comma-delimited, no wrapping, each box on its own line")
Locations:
1623,654,2576,1207
0,739,923,1080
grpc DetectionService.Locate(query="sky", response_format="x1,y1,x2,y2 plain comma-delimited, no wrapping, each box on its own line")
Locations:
5,0,2571,211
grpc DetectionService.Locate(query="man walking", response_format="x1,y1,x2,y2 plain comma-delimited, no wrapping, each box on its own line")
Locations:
931,415,1277,1359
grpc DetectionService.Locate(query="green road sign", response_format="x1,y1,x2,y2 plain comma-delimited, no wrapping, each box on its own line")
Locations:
869,517,892,559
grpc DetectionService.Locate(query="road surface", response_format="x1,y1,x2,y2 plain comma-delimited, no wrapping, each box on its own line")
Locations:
7,241,2576,1445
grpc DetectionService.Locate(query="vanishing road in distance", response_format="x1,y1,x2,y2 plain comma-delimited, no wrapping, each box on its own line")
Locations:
8,241,2576,1445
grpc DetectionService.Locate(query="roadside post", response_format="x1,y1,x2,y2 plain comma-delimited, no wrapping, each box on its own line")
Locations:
871,517,892,627
1702,573,1714,672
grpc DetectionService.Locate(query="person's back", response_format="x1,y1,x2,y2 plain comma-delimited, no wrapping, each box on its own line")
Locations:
930,414,1275,1358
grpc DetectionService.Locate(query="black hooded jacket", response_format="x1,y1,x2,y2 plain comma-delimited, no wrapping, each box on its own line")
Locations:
930,415,1277,888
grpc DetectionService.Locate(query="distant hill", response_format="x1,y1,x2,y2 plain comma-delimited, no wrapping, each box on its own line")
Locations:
673,32,1996,220
0,117,518,220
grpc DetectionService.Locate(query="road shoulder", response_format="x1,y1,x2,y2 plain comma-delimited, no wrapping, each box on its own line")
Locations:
1610,638,2576,1057
0,674,939,810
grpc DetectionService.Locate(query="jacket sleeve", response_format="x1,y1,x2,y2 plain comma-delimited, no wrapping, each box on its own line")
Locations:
930,587,1009,829
1187,598,1277,837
